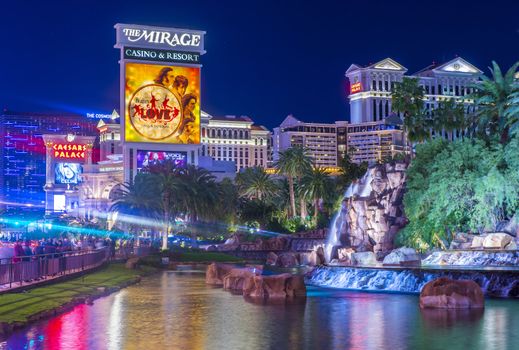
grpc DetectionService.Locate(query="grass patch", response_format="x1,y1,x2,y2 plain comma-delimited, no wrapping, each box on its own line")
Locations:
0,263,156,324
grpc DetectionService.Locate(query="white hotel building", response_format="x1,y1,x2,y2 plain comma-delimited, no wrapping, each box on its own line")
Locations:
200,111,271,171
345,57,482,163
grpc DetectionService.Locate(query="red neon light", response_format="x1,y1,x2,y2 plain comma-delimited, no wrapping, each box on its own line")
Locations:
350,82,362,94
52,144,87,159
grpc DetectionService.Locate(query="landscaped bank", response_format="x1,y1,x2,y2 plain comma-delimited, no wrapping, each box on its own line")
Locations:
0,263,156,337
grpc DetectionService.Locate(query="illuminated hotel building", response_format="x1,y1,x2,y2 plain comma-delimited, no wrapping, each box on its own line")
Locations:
200,111,271,171
0,110,99,211
273,115,347,167
345,57,482,163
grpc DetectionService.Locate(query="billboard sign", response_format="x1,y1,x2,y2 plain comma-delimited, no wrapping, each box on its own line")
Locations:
115,24,205,53
55,163,82,184
125,62,200,144
136,150,187,170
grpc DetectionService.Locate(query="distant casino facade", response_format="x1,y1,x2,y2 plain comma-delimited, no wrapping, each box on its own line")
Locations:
0,110,99,212
345,57,482,163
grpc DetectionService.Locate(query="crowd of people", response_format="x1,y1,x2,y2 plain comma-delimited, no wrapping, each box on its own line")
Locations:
0,236,140,263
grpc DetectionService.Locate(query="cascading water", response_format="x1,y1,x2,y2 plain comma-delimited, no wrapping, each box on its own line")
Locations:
324,212,340,263
324,170,373,263
305,266,519,298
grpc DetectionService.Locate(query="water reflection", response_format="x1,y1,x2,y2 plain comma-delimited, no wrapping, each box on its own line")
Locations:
1,271,518,350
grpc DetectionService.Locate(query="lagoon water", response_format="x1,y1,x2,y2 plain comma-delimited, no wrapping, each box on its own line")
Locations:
1,270,518,350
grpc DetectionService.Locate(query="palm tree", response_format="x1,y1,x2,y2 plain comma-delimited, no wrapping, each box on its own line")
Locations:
110,174,159,236
275,146,312,218
392,77,430,144
470,61,519,143
235,167,278,201
174,165,219,223
432,99,465,141
300,167,334,220
146,160,184,250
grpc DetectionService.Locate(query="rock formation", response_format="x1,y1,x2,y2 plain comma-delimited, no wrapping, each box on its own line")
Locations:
243,274,306,299
329,161,408,260
205,263,236,285
382,247,420,266
419,277,484,309
223,268,260,291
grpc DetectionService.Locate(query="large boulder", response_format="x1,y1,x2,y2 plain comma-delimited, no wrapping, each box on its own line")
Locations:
503,215,519,237
223,268,257,291
483,233,514,249
243,274,306,299
449,232,475,250
382,247,420,266
419,277,484,309
205,263,235,285
277,252,299,267
351,251,377,266
471,235,486,249
307,247,325,266
337,247,355,265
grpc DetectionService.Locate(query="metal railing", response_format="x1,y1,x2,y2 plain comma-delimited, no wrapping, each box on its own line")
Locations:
0,248,110,289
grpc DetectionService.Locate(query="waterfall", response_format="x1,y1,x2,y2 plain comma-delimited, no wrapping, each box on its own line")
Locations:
324,170,374,263
324,212,340,263
306,266,519,298
422,251,519,266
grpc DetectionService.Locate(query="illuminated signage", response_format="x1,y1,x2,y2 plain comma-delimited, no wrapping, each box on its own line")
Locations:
136,150,187,170
350,82,362,94
124,47,200,64
55,163,82,184
115,24,205,52
86,113,111,119
52,144,87,159
125,62,200,144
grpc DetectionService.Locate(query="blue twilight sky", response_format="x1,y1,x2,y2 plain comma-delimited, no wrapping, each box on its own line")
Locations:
1,0,518,128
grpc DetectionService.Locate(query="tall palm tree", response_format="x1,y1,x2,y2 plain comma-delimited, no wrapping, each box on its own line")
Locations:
147,160,183,250
300,167,334,220
176,165,219,222
432,99,465,141
236,167,278,201
110,174,159,236
392,77,430,144
275,146,312,218
470,61,519,143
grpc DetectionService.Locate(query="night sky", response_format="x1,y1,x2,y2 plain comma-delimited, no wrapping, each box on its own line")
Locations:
1,0,518,128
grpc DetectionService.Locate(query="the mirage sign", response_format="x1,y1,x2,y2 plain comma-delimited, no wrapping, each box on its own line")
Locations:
115,23,205,52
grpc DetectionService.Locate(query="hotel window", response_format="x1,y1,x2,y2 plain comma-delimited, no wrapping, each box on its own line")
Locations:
217,130,221,138
372,80,377,91
431,86,435,95
455,86,459,96
378,81,382,91
384,81,388,91
379,102,383,119
425,86,430,94
373,100,377,120
385,101,389,117
438,85,442,95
